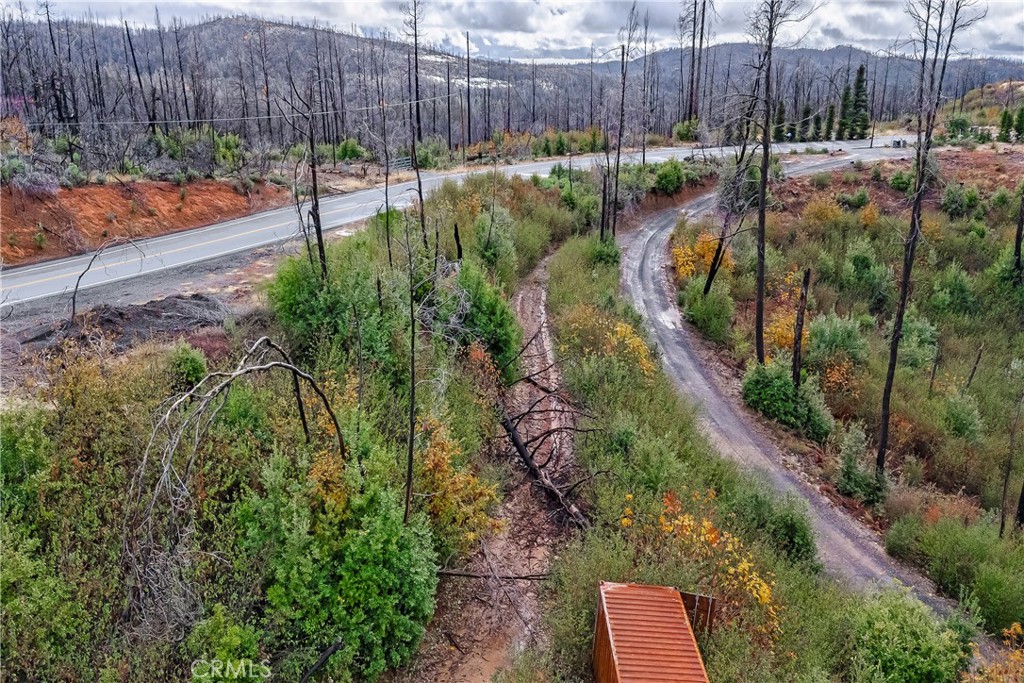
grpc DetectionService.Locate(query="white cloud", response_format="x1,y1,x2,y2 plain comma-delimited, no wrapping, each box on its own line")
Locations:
41,0,1024,59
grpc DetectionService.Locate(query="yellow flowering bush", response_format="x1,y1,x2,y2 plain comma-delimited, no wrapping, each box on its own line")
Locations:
622,490,782,645
822,356,860,400
673,244,696,281
672,231,732,283
803,196,843,226
860,202,880,229
560,305,655,377
765,309,808,353
605,322,656,377
693,231,733,273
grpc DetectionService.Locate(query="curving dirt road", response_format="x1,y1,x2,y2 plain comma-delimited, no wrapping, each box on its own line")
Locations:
618,151,955,611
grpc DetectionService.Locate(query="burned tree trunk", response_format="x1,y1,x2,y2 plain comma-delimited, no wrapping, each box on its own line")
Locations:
1014,188,1023,285
792,268,811,389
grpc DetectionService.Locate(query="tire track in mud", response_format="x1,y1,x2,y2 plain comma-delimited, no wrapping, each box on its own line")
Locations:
397,254,577,682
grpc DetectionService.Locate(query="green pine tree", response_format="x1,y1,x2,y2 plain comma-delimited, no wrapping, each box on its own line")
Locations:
799,103,812,142
824,103,836,142
837,84,853,140
773,100,786,141
852,64,870,139
1015,105,1024,139
811,112,822,142
998,109,1013,143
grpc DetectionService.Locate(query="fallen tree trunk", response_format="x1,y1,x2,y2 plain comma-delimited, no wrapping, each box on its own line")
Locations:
500,409,589,529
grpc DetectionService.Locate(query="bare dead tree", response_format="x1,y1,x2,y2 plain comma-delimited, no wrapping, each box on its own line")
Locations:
704,85,762,296
611,3,640,239
748,0,816,364
1013,187,1023,285
792,267,811,388
368,33,394,268
123,336,344,638
1017,468,1024,532
406,48,429,251
402,0,423,143
1000,390,1024,537
876,0,986,477
68,237,144,324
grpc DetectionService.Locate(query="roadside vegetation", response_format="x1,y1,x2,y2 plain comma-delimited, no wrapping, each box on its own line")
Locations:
502,233,977,682
669,154,1024,634
0,157,704,681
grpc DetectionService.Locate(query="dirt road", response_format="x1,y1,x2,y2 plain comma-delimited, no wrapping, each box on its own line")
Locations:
618,154,954,609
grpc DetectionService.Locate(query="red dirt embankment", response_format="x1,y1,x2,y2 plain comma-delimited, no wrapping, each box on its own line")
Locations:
1,180,291,266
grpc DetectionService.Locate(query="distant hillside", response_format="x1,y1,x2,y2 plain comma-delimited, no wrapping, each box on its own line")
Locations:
941,80,1024,125
3,12,1023,154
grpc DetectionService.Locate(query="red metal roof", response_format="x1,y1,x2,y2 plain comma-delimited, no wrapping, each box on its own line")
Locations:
596,582,710,683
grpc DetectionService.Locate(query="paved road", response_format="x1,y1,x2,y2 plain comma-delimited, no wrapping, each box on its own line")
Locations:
0,136,899,311
618,144,954,609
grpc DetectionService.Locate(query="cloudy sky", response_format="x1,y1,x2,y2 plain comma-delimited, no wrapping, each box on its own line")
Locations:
38,0,1024,59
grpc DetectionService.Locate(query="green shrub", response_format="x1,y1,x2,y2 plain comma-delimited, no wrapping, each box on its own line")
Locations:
940,183,981,219
1,519,88,680
836,423,884,505
929,261,976,315
654,158,685,195
185,604,263,682
889,170,913,193
741,360,833,443
588,238,621,266
725,488,817,564
683,276,734,345
886,514,925,561
837,187,869,210
1,157,26,183
457,262,522,378
841,237,893,313
871,164,883,182
240,461,437,680
973,561,1024,632
415,136,448,168
810,172,831,189
168,342,208,391
807,312,869,369
849,590,968,682
474,206,518,290
672,118,700,142
0,410,51,514
903,517,1024,631
890,311,937,369
60,163,87,188
941,393,982,441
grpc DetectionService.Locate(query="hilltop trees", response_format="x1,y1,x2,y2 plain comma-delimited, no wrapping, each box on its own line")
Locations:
998,108,1013,142
831,64,872,141
824,102,836,141
852,64,870,138
774,100,787,141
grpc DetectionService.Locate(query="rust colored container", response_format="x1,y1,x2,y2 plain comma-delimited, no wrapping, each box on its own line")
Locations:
593,582,710,683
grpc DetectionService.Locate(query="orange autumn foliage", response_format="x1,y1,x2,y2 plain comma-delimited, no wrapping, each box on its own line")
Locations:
620,490,782,647
417,418,503,553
